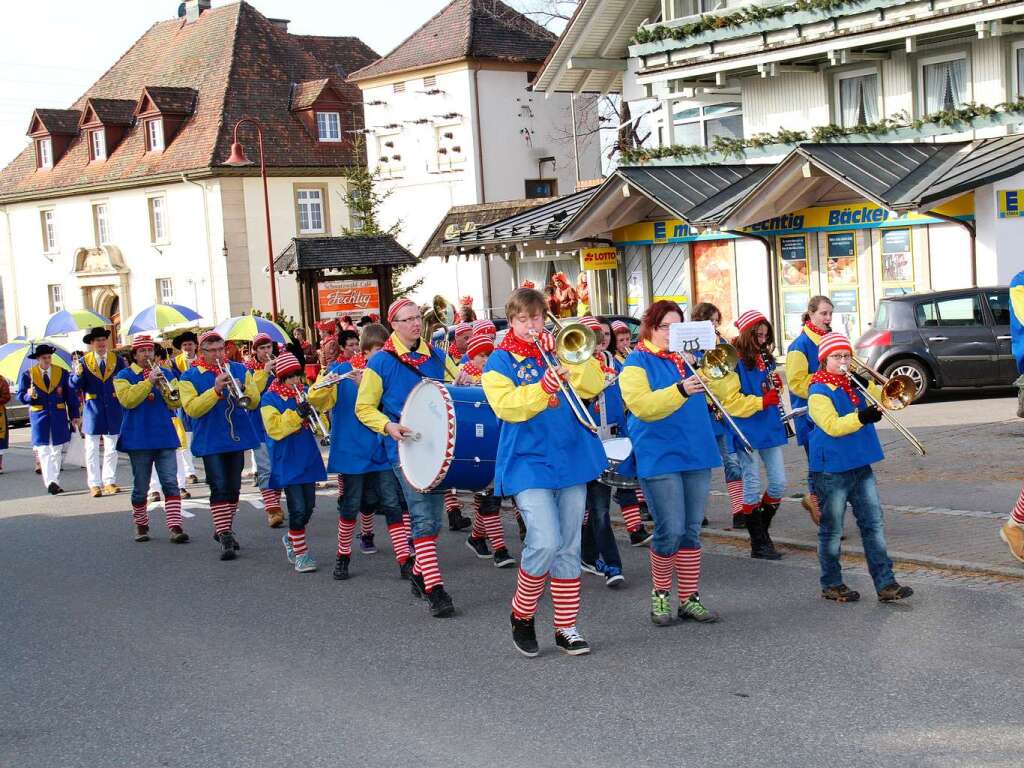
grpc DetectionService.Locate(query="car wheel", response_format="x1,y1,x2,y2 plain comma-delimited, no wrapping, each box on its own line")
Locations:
883,359,928,401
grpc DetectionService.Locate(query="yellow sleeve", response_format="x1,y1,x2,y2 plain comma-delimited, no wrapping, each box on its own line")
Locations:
307,380,337,412
444,355,460,383
178,379,223,419
252,368,270,392
808,391,864,437
355,367,390,435
705,370,763,418
481,369,551,423
262,403,304,440
619,365,685,422
786,349,811,399
242,370,260,411
566,357,605,399
114,376,154,409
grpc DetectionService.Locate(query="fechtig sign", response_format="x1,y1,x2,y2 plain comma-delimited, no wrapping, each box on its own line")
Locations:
318,279,380,320
580,247,618,271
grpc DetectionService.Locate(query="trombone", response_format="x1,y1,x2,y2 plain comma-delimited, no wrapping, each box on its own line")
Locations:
840,359,926,456
530,312,600,434
296,385,330,446
217,360,252,408
687,344,754,454
422,295,455,354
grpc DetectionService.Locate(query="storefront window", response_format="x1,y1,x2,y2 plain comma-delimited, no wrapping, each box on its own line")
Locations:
778,234,810,342
880,228,914,296
827,231,860,339
517,254,581,317
692,240,735,328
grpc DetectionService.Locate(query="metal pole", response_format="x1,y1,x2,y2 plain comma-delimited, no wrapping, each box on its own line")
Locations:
570,94,581,187
255,125,279,318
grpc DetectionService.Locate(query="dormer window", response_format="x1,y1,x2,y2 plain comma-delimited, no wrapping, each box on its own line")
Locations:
89,129,107,161
316,111,341,142
146,119,164,152
28,108,80,169
290,79,351,145
37,138,53,169
133,86,196,152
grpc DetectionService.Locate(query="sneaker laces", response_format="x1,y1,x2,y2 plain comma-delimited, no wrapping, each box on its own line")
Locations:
682,595,710,617
651,590,670,613
557,625,584,643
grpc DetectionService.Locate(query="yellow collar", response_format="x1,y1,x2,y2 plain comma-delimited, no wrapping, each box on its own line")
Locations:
31,365,62,393
390,333,429,356
805,327,823,345
641,339,661,353
86,350,117,381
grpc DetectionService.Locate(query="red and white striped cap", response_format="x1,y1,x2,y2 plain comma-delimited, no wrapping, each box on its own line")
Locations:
578,315,601,331
452,321,472,337
198,330,223,347
252,332,273,348
472,319,496,337
274,352,303,378
817,332,853,361
611,320,629,334
387,297,417,323
131,335,155,352
466,333,494,359
735,309,768,333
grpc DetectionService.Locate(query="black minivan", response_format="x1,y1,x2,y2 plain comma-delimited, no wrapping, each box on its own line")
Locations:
854,287,1015,400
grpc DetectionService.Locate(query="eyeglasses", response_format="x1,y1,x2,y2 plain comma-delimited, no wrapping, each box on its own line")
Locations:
655,323,672,331
393,315,422,324
828,353,853,361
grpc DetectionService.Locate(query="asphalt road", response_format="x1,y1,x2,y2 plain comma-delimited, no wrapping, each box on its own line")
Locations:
2,452,1022,768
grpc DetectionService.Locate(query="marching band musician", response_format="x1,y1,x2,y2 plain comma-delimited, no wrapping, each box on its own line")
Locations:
338,329,360,362
310,323,415,582
807,333,913,603
246,333,284,528
1000,270,1024,563
171,331,200,484
705,310,788,560
113,335,188,544
146,345,190,501
0,374,9,473
260,353,328,574
355,298,463,618
450,322,473,364
482,287,606,657
785,296,834,526
611,320,632,362
18,343,80,494
71,327,125,498
178,330,261,561
619,301,722,626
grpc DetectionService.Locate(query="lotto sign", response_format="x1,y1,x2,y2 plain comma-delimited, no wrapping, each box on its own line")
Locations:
318,279,380,320
997,190,1024,218
580,247,618,271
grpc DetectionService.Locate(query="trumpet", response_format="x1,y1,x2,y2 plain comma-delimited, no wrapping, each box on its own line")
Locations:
840,360,926,456
147,360,178,403
689,344,754,454
296,385,330,445
217,360,252,408
422,295,456,354
530,312,600,434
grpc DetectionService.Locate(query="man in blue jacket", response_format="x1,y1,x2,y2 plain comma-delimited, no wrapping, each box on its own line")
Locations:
71,327,125,497
18,343,80,494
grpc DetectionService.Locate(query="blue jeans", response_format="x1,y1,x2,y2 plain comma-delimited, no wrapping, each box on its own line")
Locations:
716,433,742,483
253,444,272,491
339,471,402,525
738,445,786,505
393,465,443,539
581,481,621,569
202,450,245,504
284,483,316,531
514,484,587,579
129,449,177,506
639,469,711,557
812,466,896,591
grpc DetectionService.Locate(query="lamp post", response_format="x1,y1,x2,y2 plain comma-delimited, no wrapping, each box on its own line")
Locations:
223,117,279,318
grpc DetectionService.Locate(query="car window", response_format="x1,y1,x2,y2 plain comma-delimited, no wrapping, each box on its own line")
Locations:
984,289,1011,325
873,301,890,330
935,294,983,327
915,301,938,327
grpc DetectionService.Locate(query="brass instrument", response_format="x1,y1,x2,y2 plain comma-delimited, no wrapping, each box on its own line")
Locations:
422,295,456,354
529,312,600,434
217,360,252,408
296,385,330,445
147,360,178,403
689,344,754,454
840,360,926,456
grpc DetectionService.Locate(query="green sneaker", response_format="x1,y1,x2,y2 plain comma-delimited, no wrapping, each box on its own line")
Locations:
282,534,295,564
294,553,317,573
650,589,672,626
678,594,719,623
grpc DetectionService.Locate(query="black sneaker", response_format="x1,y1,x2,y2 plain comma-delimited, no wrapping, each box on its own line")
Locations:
640,504,652,522
554,626,590,656
448,509,472,531
629,526,653,547
701,517,709,528
465,536,491,559
410,571,426,599
493,548,515,568
426,586,455,617
877,582,914,602
399,558,415,581
822,584,860,603
510,614,539,657
333,554,350,580
217,531,237,561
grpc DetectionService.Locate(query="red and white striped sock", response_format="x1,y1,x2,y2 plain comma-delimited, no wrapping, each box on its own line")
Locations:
337,517,356,557
402,511,411,537
726,480,744,515
675,548,701,601
360,511,375,537
210,502,233,534
741,502,758,516
582,509,590,527
471,510,486,539
289,529,308,556
336,474,344,497
260,488,280,510
621,504,642,533
636,488,646,505
164,495,182,530
550,576,581,629
387,522,411,564
444,490,461,513
482,513,506,550
511,568,547,620
650,550,674,592
132,503,149,527
472,493,483,515
1011,486,1024,525
412,535,442,591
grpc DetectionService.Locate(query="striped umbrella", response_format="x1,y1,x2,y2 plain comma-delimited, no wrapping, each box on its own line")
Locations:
43,309,112,338
126,303,202,335
0,339,73,383
213,315,290,344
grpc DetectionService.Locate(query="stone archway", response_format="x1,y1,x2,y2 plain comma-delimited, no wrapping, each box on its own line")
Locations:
74,245,130,343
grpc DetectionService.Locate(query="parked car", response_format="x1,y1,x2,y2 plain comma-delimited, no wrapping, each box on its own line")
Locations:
5,401,29,428
854,286,1015,400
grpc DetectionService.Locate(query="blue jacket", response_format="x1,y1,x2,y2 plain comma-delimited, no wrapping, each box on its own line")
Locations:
113,364,180,451
316,361,389,475
807,380,884,473
1011,271,1024,374
260,390,327,487
707,358,789,451
588,351,626,437
786,328,823,446
178,361,261,456
18,365,79,446
70,351,125,435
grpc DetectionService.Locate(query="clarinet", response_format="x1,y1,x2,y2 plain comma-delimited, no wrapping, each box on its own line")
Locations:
760,347,796,439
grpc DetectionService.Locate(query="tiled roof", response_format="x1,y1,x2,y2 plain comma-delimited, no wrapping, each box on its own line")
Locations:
139,86,198,115
83,99,137,127
30,109,82,136
444,188,599,248
421,198,552,258
274,235,419,272
0,2,378,202
290,79,337,111
348,0,555,82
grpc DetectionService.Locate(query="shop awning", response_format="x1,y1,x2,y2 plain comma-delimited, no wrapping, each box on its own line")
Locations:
917,135,1024,208
274,235,417,273
422,199,553,259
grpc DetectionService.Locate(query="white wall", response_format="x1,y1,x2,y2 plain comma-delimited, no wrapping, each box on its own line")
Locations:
926,222,974,290
740,71,831,136
976,172,1024,285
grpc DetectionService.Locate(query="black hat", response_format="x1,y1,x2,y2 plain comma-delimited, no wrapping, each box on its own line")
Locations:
172,331,198,349
29,343,57,359
82,327,111,345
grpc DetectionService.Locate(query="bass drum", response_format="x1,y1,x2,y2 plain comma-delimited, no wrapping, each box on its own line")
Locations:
398,380,498,493
599,437,639,489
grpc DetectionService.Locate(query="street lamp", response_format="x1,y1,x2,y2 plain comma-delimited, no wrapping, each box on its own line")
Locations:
223,117,279,318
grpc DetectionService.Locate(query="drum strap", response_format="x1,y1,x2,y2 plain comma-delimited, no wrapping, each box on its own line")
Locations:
385,350,443,382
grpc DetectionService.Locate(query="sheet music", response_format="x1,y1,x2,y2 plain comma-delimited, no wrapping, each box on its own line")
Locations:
668,321,716,353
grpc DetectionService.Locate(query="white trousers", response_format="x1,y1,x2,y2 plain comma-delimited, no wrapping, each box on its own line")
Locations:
150,450,188,493
182,432,197,477
36,444,65,487
85,433,119,488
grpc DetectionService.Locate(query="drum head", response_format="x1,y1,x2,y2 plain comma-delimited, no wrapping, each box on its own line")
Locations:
603,437,633,461
398,380,456,493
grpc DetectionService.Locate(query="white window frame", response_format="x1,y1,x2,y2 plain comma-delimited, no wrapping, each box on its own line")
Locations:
148,195,168,244
316,111,342,142
90,129,106,161
833,67,882,128
147,119,164,152
40,209,57,254
156,277,174,304
917,51,971,116
1012,41,1024,100
667,97,743,148
93,202,111,246
296,188,326,234
48,284,64,313
37,138,53,169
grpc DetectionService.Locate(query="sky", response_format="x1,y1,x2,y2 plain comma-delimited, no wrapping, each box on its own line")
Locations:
0,0,561,168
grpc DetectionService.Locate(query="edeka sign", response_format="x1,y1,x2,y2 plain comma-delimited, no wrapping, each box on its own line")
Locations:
318,278,380,320
580,247,618,271
997,190,1024,218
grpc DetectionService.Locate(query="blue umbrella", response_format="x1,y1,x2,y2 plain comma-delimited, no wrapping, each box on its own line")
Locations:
0,339,73,383
126,303,202,335
43,309,112,337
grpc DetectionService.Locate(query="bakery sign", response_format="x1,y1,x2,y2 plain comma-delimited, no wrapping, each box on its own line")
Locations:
580,247,618,271
318,279,380,320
